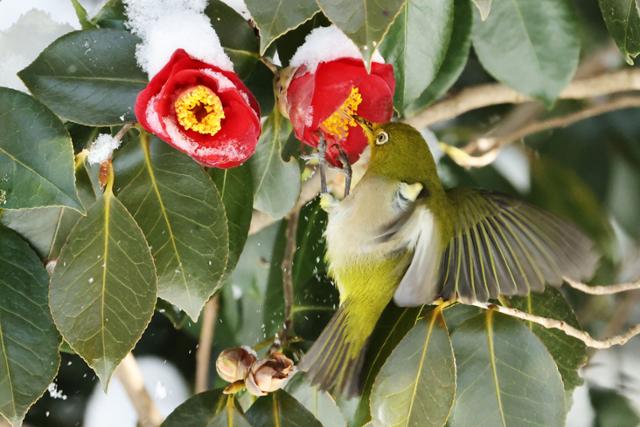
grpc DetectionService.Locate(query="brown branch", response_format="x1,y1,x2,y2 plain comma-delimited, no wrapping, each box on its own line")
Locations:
469,302,640,350
405,68,640,129
444,96,640,168
281,210,300,334
115,353,164,427
564,277,640,295
195,296,220,393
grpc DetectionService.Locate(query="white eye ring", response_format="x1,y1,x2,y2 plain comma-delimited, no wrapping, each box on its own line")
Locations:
375,131,389,145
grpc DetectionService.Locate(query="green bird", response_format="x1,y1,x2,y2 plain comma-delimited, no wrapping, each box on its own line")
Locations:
299,121,598,395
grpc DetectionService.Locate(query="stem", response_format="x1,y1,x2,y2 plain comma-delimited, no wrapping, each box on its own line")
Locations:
469,301,640,350
405,68,640,128
195,295,219,393
318,136,328,194
564,277,640,295
115,122,135,141
115,353,164,427
281,210,299,335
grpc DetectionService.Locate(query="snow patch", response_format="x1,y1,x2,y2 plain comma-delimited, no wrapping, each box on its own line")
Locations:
87,134,121,165
202,69,236,90
289,25,385,73
124,0,233,77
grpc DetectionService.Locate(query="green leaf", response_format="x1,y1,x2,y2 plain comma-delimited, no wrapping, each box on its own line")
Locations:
316,0,406,64
0,226,61,427
19,29,147,126
509,288,587,391
246,390,323,427
598,0,640,64
91,0,126,29
205,0,260,79
472,0,491,20
70,0,94,29
250,109,300,219
262,221,287,337
245,0,319,54
381,0,455,114
471,0,580,105
1,165,96,260
449,311,566,427
408,0,472,113
286,375,347,427
0,88,82,211
49,183,157,386
117,133,228,321
590,387,640,427
210,163,254,275
370,309,456,427
354,305,424,426
162,389,251,427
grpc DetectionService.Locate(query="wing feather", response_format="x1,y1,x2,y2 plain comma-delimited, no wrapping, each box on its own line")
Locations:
438,190,598,303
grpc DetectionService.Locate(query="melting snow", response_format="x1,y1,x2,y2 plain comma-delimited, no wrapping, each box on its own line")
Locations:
289,25,385,73
124,0,233,77
87,134,121,165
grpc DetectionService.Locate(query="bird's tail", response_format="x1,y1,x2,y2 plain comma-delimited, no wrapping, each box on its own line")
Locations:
298,303,368,397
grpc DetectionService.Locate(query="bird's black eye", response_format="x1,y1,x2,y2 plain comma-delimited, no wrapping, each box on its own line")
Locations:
375,131,389,145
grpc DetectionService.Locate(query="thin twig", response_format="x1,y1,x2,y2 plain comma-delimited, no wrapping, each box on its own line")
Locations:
115,122,135,140
281,210,300,335
469,302,640,350
564,277,640,295
115,353,164,427
444,96,640,167
195,296,220,393
405,68,640,128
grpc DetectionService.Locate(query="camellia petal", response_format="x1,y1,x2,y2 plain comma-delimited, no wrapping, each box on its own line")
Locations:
135,49,261,168
285,56,395,166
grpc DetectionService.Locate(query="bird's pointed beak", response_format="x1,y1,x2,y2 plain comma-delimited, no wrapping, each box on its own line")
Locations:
355,116,375,145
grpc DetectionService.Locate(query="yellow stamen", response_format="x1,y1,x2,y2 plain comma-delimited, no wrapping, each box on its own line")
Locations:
174,85,225,136
320,87,362,140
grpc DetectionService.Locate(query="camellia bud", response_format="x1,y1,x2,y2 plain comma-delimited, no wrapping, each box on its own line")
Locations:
215,346,257,383
245,352,296,397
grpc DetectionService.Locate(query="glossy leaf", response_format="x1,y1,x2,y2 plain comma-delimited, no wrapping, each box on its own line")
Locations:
0,226,61,427
408,0,472,112
590,387,640,427
49,184,157,386
19,29,147,126
286,375,347,427
354,305,424,426
381,0,455,113
316,0,406,64
510,288,587,391
206,0,260,79
449,311,566,427
598,0,640,64
250,109,300,219
1,165,96,260
472,0,491,20
70,0,93,29
91,0,126,29
210,163,254,275
0,88,82,211
471,0,580,104
118,134,228,321
370,309,455,427
245,0,319,54
162,389,251,427
246,390,323,427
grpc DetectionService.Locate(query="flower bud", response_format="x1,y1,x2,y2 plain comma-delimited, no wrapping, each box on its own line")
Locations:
215,346,257,383
245,352,296,397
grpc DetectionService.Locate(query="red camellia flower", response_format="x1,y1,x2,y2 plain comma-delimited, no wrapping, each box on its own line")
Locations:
135,49,261,168
283,27,395,166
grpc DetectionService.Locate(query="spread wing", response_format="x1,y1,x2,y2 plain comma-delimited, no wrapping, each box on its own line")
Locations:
437,189,599,303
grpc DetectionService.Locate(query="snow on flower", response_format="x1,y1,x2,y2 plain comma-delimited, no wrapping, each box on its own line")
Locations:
87,134,121,165
134,49,261,168
125,0,261,167
283,25,395,167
